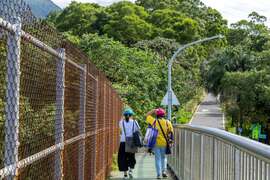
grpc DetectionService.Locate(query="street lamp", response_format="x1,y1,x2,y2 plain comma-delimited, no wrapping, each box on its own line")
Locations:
167,35,224,120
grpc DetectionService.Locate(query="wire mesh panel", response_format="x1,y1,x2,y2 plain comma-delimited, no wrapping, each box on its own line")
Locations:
18,152,56,180
84,64,98,180
0,1,123,180
95,74,106,179
19,38,57,159
0,35,7,170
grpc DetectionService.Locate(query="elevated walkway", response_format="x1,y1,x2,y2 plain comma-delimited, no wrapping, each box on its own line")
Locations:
109,153,174,179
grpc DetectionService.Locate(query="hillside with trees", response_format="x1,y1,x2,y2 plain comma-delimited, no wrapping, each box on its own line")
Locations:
25,0,61,18
46,0,270,142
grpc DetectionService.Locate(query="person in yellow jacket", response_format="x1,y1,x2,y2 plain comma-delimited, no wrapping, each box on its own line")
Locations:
146,108,173,179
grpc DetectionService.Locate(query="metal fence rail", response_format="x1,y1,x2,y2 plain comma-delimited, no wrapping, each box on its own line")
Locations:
168,125,270,180
0,1,123,179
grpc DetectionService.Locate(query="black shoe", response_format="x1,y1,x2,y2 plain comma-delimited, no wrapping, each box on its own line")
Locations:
157,175,161,179
162,172,168,178
123,174,128,179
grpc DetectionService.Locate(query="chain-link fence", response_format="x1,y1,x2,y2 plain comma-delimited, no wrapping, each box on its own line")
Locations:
0,1,123,179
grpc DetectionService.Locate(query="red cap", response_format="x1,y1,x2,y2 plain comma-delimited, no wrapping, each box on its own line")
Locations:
155,108,166,117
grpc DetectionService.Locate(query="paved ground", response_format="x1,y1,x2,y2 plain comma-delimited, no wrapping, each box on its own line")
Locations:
109,153,174,180
190,93,224,129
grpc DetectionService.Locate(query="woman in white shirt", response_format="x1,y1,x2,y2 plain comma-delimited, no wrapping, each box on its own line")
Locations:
118,108,140,179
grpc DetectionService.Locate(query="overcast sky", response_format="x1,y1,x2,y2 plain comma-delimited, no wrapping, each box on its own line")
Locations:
52,0,270,26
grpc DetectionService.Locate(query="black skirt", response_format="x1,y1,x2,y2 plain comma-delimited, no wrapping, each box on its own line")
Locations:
117,142,136,171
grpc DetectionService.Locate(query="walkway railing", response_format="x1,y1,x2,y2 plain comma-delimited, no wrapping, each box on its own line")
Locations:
168,125,270,180
0,1,123,179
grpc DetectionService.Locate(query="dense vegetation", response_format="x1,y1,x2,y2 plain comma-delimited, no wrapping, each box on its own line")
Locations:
47,0,227,127
47,1,270,142
205,12,270,140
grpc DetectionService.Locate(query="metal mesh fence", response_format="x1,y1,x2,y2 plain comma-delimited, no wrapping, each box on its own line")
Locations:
0,1,123,179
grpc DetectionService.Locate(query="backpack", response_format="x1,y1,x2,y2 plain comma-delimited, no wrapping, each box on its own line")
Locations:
144,120,158,149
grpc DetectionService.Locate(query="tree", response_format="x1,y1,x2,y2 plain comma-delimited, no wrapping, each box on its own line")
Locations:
221,71,270,133
134,37,206,105
48,2,104,36
103,1,153,44
79,33,165,123
134,37,179,60
205,46,256,94
103,14,153,45
228,12,269,51
136,0,180,11
201,8,228,37
149,9,200,43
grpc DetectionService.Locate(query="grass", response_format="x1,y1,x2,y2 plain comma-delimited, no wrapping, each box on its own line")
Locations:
176,88,206,124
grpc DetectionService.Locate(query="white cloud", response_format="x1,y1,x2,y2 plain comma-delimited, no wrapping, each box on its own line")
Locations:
52,0,270,26
201,0,270,26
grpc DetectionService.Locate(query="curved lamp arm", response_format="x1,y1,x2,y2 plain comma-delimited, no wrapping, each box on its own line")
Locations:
167,35,224,121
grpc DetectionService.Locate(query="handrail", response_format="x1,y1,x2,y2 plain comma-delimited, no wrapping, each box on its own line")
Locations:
169,124,270,180
174,124,270,161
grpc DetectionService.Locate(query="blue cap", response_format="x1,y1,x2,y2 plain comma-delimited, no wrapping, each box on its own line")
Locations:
123,108,134,116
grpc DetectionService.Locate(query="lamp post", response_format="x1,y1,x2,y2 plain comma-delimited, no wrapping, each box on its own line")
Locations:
167,35,224,120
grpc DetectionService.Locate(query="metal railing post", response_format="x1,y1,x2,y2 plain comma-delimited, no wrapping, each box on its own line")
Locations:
4,17,21,180
200,135,204,180
78,65,87,180
234,149,240,180
55,48,65,180
190,133,194,180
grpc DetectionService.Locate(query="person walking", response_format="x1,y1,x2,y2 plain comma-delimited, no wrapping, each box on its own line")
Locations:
146,108,174,179
118,108,140,179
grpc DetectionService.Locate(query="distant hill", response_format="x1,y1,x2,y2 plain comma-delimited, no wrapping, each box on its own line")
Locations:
24,0,61,18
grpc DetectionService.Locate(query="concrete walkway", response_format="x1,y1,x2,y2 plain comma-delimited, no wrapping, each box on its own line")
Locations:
109,153,174,180
190,93,224,129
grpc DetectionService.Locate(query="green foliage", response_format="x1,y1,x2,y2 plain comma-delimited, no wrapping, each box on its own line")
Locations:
111,154,118,171
45,0,228,131
177,109,192,124
202,8,228,37
48,0,227,45
136,0,180,11
103,14,153,45
0,40,6,166
103,1,153,45
176,88,205,124
79,34,164,124
134,37,179,59
205,12,270,137
49,2,104,36
149,9,200,43
78,34,207,130
221,71,270,123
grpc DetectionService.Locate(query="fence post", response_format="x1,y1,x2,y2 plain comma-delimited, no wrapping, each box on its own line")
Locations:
55,48,65,180
93,76,99,178
78,64,86,180
4,17,21,180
